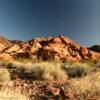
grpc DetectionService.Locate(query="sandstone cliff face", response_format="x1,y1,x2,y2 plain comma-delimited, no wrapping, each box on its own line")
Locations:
0,35,99,61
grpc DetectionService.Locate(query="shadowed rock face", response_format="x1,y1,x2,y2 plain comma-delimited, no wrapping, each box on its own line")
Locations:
88,45,100,53
0,35,99,61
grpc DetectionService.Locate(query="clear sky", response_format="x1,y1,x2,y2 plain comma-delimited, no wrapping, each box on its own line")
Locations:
0,0,100,46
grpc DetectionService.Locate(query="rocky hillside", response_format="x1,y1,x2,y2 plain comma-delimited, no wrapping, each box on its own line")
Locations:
0,35,99,61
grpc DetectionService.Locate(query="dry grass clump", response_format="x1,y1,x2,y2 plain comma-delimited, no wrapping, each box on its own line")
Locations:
8,61,67,81
30,62,67,80
6,61,35,72
0,68,10,82
72,62,90,68
71,71,100,94
0,87,29,100
67,67,86,78
61,62,90,78
15,57,36,63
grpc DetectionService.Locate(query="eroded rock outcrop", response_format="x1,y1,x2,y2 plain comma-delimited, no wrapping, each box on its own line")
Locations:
0,35,99,61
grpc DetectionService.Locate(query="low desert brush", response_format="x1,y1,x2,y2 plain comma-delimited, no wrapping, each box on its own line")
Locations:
71,71,100,94
0,68,10,82
0,87,29,100
31,62,67,80
9,61,67,81
61,62,89,78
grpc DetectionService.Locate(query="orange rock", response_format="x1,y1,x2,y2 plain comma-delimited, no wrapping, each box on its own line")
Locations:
48,85,60,96
0,52,13,61
0,35,99,61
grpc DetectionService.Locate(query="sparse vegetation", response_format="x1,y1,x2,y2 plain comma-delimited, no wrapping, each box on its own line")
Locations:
0,68,10,82
61,62,90,78
30,62,67,80
0,87,29,100
67,66,86,77
6,61,67,80
0,59,100,99
71,71,100,99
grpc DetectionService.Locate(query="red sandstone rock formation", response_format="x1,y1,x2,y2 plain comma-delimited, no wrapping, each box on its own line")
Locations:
0,35,99,61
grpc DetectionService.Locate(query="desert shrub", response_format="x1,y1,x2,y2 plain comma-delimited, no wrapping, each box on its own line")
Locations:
0,88,29,100
84,59,98,66
0,68,10,82
11,61,90,79
30,62,67,80
95,62,100,68
67,67,86,78
62,62,89,78
15,56,40,63
70,71,100,99
71,71,100,94
15,57,33,62
9,61,67,80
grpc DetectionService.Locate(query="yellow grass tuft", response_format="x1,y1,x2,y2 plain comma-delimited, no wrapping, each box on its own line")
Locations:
0,88,29,100
0,68,10,82
71,71,100,93
9,61,67,81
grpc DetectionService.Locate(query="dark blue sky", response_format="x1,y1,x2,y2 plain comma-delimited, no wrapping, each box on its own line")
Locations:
0,0,100,46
